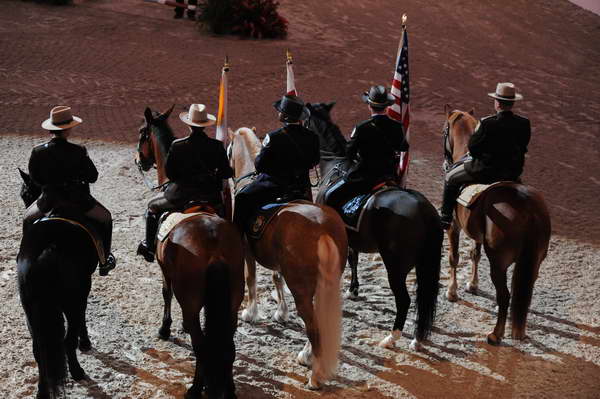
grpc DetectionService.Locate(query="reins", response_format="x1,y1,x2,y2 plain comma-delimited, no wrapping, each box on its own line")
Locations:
443,111,464,172
135,158,168,192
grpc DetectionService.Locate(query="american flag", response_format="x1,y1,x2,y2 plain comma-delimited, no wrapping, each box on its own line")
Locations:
286,49,298,96
388,19,410,187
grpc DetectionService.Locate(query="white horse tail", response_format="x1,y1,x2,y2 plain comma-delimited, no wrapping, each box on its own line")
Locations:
314,234,343,381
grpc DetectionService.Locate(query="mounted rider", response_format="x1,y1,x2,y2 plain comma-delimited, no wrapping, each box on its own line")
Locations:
326,85,409,208
137,104,234,262
24,106,116,276
439,82,531,229
233,94,320,232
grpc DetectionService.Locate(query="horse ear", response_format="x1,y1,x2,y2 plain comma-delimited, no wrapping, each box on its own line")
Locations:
18,168,30,183
444,103,451,117
326,101,336,111
468,108,475,115
159,104,175,121
144,107,154,124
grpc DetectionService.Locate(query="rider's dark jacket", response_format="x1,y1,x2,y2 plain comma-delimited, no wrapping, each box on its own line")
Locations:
346,114,409,183
254,124,320,190
465,111,531,180
163,129,233,203
28,137,98,212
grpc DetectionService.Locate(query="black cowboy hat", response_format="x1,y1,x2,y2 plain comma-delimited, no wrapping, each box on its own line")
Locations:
273,95,310,122
361,85,395,107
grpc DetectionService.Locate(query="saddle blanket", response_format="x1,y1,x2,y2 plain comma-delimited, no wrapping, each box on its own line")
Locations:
35,217,106,264
457,181,516,208
248,202,290,240
157,212,206,242
340,186,398,231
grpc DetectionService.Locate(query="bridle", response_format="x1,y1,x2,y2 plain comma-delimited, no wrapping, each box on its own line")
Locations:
442,111,464,172
136,123,167,192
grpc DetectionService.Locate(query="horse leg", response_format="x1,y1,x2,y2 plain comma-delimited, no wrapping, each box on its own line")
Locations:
345,248,359,300
446,224,461,302
510,247,542,341
486,254,511,345
184,309,207,399
293,294,322,390
158,274,173,340
466,242,482,294
63,304,86,381
78,303,91,352
272,271,289,324
379,264,410,349
241,252,260,323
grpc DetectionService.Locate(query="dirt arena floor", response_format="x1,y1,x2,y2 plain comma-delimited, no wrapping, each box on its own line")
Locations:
1,0,599,398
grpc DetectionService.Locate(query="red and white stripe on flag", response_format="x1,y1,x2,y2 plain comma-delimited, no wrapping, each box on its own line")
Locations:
387,26,410,187
216,66,228,146
286,60,298,96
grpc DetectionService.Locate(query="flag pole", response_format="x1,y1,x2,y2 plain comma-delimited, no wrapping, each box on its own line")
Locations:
286,49,298,96
216,55,233,220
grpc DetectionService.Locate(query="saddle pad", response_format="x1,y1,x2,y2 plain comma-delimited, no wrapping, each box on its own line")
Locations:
341,186,398,231
456,181,516,208
247,202,289,240
157,212,206,242
36,217,106,264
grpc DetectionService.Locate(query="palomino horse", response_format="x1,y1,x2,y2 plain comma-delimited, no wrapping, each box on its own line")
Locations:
305,102,443,350
228,127,347,389
17,170,96,399
137,106,244,398
442,105,551,344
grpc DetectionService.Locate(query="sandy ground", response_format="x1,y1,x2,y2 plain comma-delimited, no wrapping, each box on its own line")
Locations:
1,0,600,398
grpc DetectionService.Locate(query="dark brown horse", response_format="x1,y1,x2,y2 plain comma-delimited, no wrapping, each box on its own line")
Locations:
305,102,443,351
17,170,96,399
442,105,551,344
137,106,244,398
229,127,347,390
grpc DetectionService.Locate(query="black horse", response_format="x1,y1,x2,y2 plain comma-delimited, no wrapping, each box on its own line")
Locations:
306,102,443,350
17,169,97,399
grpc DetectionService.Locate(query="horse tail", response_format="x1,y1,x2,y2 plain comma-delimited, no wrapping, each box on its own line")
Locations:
414,219,443,342
314,234,343,380
204,259,234,385
21,247,67,397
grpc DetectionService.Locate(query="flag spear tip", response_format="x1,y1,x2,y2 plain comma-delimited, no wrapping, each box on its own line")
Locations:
286,48,293,63
224,55,230,71
402,14,407,27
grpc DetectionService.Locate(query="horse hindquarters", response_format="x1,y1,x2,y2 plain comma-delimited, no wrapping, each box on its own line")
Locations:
18,250,67,399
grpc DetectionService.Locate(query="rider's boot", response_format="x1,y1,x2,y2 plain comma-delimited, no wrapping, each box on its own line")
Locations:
98,219,116,276
440,182,459,230
137,210,159,262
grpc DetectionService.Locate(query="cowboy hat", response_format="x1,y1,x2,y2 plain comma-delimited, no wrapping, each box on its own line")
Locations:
179,104,216,127
41,106,82,130
488,82,523,101
361,85,395,107
273,95,310,122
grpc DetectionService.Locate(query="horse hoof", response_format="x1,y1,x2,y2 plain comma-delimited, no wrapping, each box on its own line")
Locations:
466,283,478,294
378,334,396,349
306,374,322,390
344,289,359,300
70,366,86,381
273,309,289,324
446,290,458,302
79,338,92,352
409,339,423,352
158,328,171,341
511,332,528,341
486,332,501,345
184,386,203,399
241,308,259,323
297,350,312,367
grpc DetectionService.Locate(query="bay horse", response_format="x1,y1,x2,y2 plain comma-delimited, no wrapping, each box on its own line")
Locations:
305,102,443,351
17,169,96,399
442,105,551,344
137,106,244,398
228,127,347,389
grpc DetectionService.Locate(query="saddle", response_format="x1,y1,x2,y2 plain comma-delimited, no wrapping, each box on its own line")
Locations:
157,200,218,242
246,199,309,240
457,181,517,208
32,214,106,264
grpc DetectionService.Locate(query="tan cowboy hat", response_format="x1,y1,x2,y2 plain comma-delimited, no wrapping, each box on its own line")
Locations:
179,104,216,127
41,106,82,130
488,82,523,101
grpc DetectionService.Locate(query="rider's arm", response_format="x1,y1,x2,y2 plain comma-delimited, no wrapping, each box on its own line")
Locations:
346,127,359,161
467,121,486,157
80,147,98,183
164,143,180,181
27,149,43,186
215,144,234,180
255,134,276,174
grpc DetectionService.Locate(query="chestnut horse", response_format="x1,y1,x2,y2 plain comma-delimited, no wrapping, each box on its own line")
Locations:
137,106,244,398
305,102,443,351
442,105,551,344
17,170,96,399
228,127,347,389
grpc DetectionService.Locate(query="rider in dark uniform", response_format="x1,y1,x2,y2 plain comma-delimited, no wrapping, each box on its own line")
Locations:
326,85,409,208
233,95,320,232
439,82,531,229
24,106,116,276
137,104,233,262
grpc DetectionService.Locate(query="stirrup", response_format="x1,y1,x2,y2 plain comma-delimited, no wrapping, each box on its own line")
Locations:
99,254,116,276
137,241,155,263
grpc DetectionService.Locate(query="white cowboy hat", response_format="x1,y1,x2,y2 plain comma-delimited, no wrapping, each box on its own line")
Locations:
41,105,82,130
488,82,523,101
179,104,216,127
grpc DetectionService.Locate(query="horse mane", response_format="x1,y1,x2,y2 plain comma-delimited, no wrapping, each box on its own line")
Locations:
151,118,176,160
232,127,262,178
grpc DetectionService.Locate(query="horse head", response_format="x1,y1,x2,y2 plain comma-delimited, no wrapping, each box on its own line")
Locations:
442,105,477,164
19,168,40,208
306,102,346,158
228,127,262,190
137,105,175,172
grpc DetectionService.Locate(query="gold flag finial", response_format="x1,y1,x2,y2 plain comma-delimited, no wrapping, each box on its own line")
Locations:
223,55,230,71
402,14,407,28
286,48,293,64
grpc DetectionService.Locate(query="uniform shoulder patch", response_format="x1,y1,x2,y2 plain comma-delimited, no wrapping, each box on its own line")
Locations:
262,134,270,146
480,114,495,121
